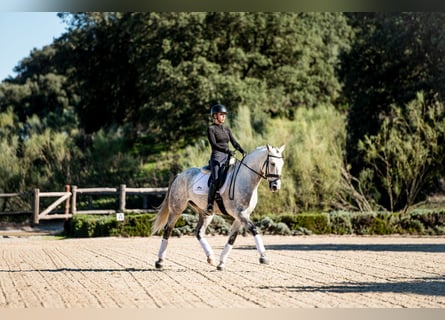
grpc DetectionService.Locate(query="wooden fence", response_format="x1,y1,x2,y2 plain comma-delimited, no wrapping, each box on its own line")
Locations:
0,184,167,225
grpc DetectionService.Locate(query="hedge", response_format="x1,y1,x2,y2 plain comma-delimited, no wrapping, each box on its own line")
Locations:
63,209,445,237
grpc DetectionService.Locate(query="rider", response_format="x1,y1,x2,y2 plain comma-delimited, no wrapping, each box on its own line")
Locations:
206,104,246,215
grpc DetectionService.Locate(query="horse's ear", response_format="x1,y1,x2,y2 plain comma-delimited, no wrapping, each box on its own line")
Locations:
279,144,285,153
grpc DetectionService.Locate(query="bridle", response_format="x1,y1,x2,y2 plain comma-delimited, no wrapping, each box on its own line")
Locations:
228,150,284,200
260,153,283,181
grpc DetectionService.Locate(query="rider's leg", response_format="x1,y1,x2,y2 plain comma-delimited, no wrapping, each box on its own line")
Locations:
206,160,220,215
206,182,218,215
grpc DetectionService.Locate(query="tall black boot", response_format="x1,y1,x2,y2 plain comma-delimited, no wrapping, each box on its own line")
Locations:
206,182,217,215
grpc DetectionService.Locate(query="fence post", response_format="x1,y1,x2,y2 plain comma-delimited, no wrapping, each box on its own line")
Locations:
64,185,70,217
119,184,126,212
71,185,77,215
33,188,40,225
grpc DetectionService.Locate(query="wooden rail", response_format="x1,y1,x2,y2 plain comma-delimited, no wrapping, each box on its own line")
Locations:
70,184,167,215
0,192,32,215
1,184,167,225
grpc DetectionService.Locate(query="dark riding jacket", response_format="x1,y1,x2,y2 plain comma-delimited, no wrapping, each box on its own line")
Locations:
207,123,245,183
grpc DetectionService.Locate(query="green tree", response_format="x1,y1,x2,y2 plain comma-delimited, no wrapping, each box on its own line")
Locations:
59,12,352,152
341,13,445,172
0,43,79,134
358,93,445,212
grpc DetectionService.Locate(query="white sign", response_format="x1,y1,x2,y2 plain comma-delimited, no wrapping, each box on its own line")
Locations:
116,212,125,221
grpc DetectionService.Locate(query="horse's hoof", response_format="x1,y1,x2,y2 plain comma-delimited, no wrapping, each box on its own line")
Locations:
155,259,164,269
259,256,269,265
217,263,225,271
207,256,216,266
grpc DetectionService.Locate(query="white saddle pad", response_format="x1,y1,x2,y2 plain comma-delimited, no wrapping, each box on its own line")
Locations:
192,170,231,195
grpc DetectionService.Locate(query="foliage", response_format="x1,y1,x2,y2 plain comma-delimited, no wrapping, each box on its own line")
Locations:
350,212,396,235
0,109,77,194
57,12,351,150
64,213,154,237
328,211,353,235
341,13,445,201
277,213,330,234
256,216,293,235
63,209,445,237
4,13,445,216
234,105,370,214
358,93,445,212
407,209,445,235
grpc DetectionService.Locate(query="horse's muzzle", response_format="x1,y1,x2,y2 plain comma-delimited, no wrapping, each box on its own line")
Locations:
269,179,281,192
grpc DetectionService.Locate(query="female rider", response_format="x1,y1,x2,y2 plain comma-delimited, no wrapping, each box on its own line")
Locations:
206,104,246,215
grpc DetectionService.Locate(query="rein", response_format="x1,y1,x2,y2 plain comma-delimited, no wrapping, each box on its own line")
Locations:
228,152,283,200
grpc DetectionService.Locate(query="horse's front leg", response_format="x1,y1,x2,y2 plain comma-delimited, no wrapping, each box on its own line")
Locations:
195,214,216,266
217,220,242,271
242,217,269,265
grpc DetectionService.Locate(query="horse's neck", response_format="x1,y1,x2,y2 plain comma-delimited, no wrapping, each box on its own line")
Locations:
240,147,268,184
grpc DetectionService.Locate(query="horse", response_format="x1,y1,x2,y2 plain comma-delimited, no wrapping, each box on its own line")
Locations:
151,144,285,271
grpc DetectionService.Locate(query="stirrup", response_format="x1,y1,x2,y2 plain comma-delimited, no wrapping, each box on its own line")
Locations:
205,204,214,215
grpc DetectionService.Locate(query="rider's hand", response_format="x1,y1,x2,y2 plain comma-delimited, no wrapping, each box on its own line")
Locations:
228,150,235,156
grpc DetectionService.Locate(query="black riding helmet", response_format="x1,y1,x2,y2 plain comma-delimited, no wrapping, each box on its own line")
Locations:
210,104,228,116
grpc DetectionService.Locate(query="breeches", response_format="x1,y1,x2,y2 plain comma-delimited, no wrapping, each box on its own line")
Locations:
209,157,227,185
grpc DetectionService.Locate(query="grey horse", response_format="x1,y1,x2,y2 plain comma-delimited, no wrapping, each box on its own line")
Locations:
151,144,285,270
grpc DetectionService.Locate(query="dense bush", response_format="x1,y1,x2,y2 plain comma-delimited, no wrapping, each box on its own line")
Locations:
404,209,445,235
64,213,155,237
329,211,353,234
63,209,445,238
277,213,330,234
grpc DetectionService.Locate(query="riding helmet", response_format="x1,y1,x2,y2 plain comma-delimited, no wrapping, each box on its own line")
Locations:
210,104,228,116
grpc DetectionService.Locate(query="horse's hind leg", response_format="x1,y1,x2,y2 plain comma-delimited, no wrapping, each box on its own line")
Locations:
155,209,183,269
195,214,216,266
155,224,174,269
217,220,242,271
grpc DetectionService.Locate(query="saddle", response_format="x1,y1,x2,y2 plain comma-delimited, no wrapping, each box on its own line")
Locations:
200,157,235,188
194,159,237,216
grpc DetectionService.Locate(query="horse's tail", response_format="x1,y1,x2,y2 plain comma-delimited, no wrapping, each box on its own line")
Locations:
151,175,177,235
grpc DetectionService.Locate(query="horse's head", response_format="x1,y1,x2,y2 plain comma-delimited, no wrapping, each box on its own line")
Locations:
264,144,285,192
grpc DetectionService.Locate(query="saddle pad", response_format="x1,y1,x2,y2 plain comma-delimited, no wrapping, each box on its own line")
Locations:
192,171,231,195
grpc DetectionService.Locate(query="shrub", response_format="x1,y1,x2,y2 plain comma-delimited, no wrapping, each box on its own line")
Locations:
398,215,425,234
63,209,445,237
410,209,445,229
277,212,330,234
208,215,232,235
172,214,198,237
65,213,156,237
404,209,445,235
350,212,395,235
66,215,98,237
372,213,397,234
117,213,154,237
256,216,292,235
94,215,117,237
329,211,353,235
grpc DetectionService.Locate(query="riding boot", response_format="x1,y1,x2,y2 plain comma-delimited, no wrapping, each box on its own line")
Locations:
206,182,218,215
